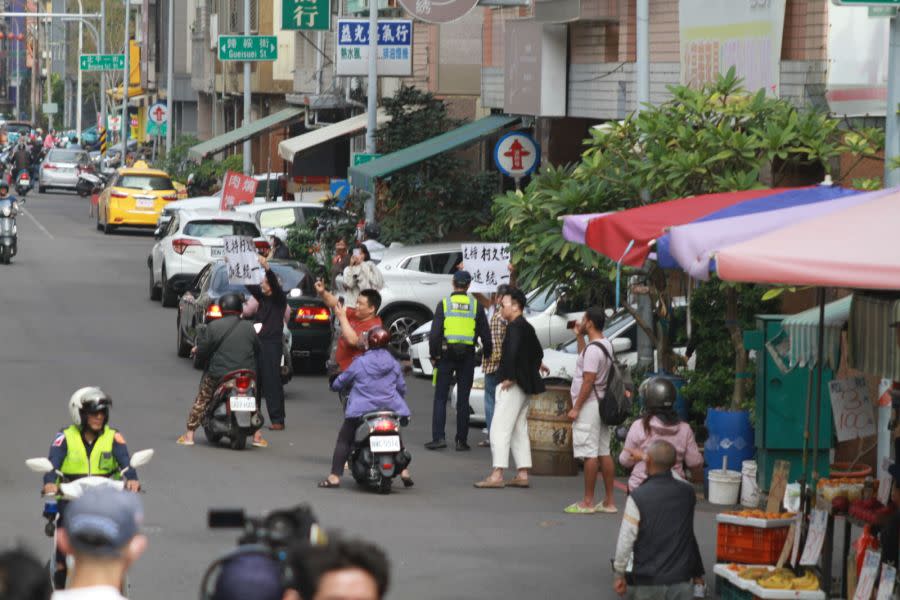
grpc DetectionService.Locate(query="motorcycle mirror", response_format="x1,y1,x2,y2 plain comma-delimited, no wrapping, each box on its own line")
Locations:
25,457,54,473
59,482,83,499
129,448,154,468
187,173,195,184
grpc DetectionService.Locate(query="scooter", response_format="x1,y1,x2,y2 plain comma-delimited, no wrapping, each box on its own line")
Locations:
76,168,106,198
25,449,154,591
348,411,411,494
202,369,263,450
0,197,20,264
15,169,32,197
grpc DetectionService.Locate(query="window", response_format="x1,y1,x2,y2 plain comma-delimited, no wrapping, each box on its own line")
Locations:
258,208,297,229
299,206,325,223
118,175,174,191
525,289,555,315
183,220,260,238
48,150,87,164
214,263,311,295
228,0,257,33
412,252,462,275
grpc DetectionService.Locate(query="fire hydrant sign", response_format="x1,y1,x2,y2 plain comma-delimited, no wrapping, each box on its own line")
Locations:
829,376,876,442
223,237,265,285
493,132,540,179
220,171,258,211
461,243,511,293
335,19,413,77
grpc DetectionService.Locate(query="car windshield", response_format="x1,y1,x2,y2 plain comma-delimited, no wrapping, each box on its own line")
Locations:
7,124,31,134
118,175,174,191
213,263,311,295
48,150,86,164
184,220,260,238
525,289,556,315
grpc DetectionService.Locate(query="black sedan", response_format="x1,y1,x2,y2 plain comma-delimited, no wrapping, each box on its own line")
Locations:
176,260,332,371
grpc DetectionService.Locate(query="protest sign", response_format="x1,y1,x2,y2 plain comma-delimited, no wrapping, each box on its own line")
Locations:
461,243,511,293
223,236,265,285
876,563,896,600
220,171,258,211
830,377,876,442
854,549,882,600
799,509,827,566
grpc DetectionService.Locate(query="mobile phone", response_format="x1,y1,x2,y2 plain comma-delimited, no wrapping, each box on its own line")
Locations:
352,248,362,257
567,319,578,329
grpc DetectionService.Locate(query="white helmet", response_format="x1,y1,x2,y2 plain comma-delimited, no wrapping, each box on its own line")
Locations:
69,386,112,426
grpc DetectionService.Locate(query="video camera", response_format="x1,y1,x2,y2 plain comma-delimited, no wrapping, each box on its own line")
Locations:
208,505,325,554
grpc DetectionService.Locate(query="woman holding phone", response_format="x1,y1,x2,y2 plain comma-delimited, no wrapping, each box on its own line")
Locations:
339,245,384,306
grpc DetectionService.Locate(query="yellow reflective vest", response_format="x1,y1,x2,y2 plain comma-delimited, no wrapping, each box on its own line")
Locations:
60,425,120,478
442,294,477,346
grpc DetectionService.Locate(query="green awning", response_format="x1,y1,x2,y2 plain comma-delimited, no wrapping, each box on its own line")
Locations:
782,295,852,369
188,107,304,160
348,114,520,190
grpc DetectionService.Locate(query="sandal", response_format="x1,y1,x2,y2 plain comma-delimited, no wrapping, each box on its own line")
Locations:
564,503,596,515
252,438,269,448
505,477,530,488
595,503,618,514
474,478,505,489
176,435,194,446
317,479,340,489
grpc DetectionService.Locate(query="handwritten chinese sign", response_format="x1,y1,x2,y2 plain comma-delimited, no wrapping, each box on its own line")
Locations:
335,19,412,77
461,243,511,294
220,171,258,211
223,236,264,285
876,563,896,600
282,0,331,31
854,549,882,600
829,377,876,442
799,509,827,566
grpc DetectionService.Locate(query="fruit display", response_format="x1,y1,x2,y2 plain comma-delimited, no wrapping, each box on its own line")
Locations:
715,564,825,599
732,565,820,590
723,509,796,519
848,498,896,525
817,477,865,503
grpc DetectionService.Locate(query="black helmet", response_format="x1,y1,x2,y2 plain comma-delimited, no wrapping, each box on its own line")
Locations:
364,222,381,240
642,377,677,411
219,293,244,315
0,181,9,192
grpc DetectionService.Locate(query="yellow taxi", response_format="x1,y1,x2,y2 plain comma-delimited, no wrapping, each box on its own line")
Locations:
97,161,178,234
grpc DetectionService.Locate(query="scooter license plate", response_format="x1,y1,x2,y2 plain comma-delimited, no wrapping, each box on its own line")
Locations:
370,436,401,452
229,396,256,411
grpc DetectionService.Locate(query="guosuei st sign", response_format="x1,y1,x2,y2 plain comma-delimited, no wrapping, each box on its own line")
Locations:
397,0,479,23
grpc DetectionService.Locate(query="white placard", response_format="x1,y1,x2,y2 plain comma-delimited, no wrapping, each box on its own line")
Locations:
223,236,265,285
335,19,412,77
799,509,828,566
830,377,876,442
876,563,896,600
461,243,511,294
854,549,882,600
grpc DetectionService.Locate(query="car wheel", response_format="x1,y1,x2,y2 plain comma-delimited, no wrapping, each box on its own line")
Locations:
383,309,427,357
102,210,116,234
149,267,161,301
176,317,192,358
160,266,177,308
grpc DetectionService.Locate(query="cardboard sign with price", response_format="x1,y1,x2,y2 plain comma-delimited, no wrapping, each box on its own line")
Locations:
220,171,258,211
829,377,876,442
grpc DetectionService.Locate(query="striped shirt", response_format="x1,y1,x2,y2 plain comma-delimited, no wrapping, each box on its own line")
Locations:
480,309,507,374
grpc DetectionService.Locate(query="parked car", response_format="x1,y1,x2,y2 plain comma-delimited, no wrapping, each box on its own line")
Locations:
149,209,267,307
38,148,90,193
177,259,330,370
234,201,326,233
408,287,585,377
96,162,178,233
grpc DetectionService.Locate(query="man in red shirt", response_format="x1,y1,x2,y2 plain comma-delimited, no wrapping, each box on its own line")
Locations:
315,281,383,373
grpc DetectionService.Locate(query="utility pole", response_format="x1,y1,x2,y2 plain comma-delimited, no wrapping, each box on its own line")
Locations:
242,0,250,175
120,0,129,157
29,21,36,124
165,0,173,153
886,15,900,188
636,0,649,114
100,0,106,137
76,0,83,143
364,0,377,222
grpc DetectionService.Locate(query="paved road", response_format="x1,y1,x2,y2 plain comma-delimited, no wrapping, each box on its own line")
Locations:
0,191,719,599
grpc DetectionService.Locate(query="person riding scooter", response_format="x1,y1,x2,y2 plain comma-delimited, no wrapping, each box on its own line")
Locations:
177,292,267,448
40,387,141,589
320,327,412,489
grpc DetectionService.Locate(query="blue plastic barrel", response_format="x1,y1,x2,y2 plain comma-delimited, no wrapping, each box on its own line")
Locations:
704,408,755,482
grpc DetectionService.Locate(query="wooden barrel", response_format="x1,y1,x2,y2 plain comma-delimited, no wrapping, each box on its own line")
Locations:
527,385,578,476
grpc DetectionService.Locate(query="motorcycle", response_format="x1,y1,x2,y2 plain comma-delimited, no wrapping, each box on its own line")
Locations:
76,168,106,198
348,411,411,494
15,169,32,197
25,449,154,591
202,369,264,450
0,197,20,264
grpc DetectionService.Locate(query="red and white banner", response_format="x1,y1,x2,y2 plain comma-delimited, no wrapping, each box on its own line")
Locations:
220,171,258,211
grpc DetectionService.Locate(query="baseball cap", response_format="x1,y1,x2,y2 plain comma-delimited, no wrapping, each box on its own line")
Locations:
452,270,472,286
65,487,143,557
212,551,284,600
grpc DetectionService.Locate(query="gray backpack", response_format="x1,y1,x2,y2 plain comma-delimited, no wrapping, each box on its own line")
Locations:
588,341,635,426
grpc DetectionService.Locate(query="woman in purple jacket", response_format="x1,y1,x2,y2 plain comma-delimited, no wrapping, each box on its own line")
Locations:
319,327,412,488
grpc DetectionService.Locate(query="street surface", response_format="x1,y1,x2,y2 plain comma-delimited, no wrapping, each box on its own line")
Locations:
0,191,719,598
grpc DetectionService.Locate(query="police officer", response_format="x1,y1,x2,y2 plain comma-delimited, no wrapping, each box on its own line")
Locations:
40,387,140,588
426,271,492,451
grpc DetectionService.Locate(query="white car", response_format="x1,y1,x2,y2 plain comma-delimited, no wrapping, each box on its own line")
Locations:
149,209,267,307
234,201,327,232
407,288,585,377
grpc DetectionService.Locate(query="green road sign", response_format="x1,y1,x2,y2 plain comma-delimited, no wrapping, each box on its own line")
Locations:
80,54,126,71
869,5,899,15
282,0,331,31
217,35,278,62
352,152,381,166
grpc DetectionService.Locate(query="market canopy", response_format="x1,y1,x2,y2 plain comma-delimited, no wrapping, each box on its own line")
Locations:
278,109,391,162
666,187,874,280
188,107,305,161
781,295,853,370
716,187,900,289
583,188,790,267
348,115,520,191
561,213,609,245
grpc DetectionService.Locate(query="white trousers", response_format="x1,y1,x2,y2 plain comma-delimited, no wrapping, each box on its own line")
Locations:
490,383,532,470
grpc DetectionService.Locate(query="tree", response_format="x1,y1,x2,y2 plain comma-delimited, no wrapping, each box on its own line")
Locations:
373,85,495,244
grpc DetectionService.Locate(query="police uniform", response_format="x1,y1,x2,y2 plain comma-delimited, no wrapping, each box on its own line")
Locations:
428,282,492,448
45,424,137,487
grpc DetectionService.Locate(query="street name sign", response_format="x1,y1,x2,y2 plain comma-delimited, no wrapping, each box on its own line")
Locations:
42,102,58,115
335,19,412,77
493,132,540,179
282,0,331,31
352,152,381,166
218,35,278,62
80,54,126,71
869,5,899,14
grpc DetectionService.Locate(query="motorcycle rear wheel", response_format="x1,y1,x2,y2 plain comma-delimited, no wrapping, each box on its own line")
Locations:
203,425,222,445
377,478,392,495
230,434,247,450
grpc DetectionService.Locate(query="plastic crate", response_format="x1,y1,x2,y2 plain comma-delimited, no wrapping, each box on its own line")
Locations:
716,523,790,565
716,576,755,600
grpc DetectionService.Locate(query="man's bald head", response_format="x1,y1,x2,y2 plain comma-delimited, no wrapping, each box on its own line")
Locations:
646,440,676,475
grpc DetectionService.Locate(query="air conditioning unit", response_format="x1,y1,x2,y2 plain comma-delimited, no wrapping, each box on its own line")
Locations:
209,13,218,50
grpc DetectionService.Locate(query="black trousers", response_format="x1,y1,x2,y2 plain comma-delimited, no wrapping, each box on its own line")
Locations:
432,349,475,444
257,338,285,425
330,417,361,477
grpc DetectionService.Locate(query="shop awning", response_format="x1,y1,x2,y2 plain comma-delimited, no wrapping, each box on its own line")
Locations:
278,110,391,162
716,187,900,289
849,295,900,380
781,295,853,370
348,115,520,191
188,107,304,161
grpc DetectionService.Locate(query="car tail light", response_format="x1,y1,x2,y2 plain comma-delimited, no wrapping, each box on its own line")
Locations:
235,374,252,392
111,190,129,199
43,163,56,170
172,238,200,255
162,193,177,201
373,419,398,432
254,240,270,254
205,304,223,320
295,306,330,323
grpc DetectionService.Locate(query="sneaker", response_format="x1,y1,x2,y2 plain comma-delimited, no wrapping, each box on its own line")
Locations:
424,439,447,450
455,440,471,451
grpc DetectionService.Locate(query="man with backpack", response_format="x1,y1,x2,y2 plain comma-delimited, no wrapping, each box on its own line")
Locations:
564,306,618,514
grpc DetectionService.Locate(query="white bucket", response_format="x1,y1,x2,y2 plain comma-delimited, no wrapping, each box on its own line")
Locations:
740,460,760,508
708,469,742,505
